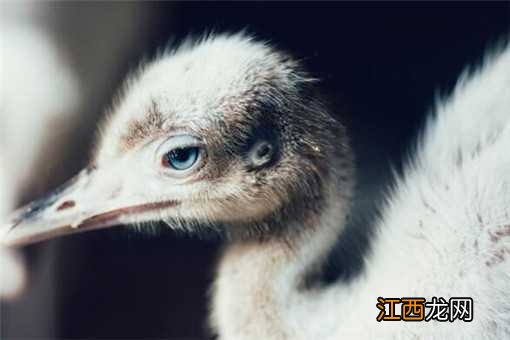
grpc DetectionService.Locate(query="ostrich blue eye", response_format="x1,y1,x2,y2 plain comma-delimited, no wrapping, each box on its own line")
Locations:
164,147,199,170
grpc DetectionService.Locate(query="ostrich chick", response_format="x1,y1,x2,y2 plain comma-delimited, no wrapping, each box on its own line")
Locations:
3,34,510,339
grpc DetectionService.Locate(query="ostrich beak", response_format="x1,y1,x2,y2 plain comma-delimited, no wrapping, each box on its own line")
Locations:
1,166,178,247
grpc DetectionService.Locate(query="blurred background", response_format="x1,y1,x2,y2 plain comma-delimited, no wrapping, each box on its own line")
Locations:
0,2,508,339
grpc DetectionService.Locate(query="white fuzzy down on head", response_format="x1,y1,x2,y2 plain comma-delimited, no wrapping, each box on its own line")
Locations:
97,33,309,164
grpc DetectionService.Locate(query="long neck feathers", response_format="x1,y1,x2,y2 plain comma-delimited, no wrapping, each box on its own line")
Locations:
210,165,353,340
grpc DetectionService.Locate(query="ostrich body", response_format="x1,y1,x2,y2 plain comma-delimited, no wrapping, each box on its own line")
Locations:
2,34,510,339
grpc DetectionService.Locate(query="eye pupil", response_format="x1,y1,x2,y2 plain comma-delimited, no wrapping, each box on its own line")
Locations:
171,148,190,162
164,147,199,170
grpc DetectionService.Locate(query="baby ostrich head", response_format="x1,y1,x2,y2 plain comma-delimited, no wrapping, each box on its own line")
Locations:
2,33,353,247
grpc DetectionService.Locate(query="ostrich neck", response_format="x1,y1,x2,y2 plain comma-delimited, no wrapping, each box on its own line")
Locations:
210,181,352,340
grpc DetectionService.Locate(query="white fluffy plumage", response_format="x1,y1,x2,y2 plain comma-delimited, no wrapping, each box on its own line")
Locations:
353,44,510,339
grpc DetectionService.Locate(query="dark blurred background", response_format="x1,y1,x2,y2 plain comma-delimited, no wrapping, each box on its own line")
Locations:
1,2,509,339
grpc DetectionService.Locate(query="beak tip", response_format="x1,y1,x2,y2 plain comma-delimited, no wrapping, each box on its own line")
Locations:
1,214,41,247
0,232,13,248
1,228,17,248
0,214,20,244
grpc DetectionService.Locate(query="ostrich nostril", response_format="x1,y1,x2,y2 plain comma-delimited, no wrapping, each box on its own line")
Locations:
57,200,76,211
